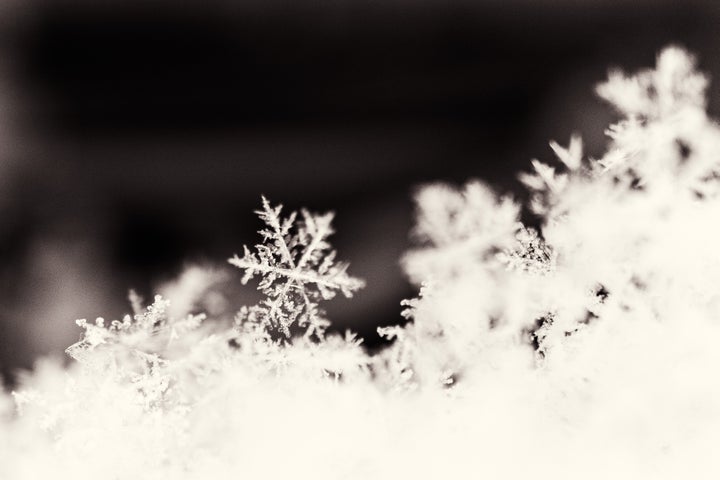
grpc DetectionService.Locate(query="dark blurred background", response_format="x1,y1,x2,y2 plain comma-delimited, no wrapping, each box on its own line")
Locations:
1,0,719,384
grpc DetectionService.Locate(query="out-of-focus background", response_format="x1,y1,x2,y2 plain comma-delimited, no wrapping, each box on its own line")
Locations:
1,0,719,384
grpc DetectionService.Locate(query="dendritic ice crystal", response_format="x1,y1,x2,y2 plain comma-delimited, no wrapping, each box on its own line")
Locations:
228,196,365,339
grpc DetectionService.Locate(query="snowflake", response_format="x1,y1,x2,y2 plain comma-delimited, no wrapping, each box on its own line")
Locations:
594,47,720,197
596,45,707,120
402,181,520,283
66,293,205,363
229,196,364,338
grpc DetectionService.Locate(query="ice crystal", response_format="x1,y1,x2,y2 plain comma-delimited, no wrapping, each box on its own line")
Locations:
519,135,583,214
66,294,206,364
497,225,555,275
596,46,720,197
597,46,707,120
402,181,520,283
64,294,210,411
229,196,364,338
376,324,417,389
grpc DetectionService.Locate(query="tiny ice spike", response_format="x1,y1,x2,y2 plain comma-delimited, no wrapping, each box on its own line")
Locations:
229,196,365,337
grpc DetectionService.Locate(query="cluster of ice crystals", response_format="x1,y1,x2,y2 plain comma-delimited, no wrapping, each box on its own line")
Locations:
4,46,720,479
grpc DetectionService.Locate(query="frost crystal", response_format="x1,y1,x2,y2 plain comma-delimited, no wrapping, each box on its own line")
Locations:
229,196,364,338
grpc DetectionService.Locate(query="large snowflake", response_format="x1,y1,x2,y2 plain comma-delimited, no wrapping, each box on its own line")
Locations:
229,196,364,338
